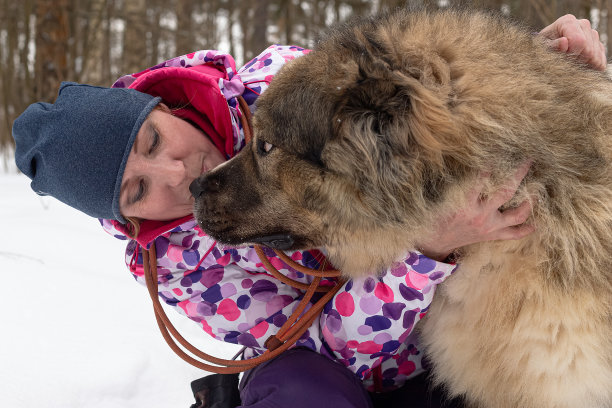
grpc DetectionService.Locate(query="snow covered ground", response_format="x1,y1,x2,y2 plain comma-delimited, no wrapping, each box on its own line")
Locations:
0,172,241,408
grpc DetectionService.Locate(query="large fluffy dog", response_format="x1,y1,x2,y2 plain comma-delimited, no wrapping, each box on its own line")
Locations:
191,8,612,408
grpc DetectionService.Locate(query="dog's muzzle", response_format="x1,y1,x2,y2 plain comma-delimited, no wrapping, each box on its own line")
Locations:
189,177,205,199
190,175,296,250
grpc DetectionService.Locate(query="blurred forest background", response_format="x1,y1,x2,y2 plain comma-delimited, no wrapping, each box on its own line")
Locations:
1,0,610,166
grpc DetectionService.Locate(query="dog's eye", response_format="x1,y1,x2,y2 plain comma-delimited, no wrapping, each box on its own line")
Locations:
257,140,275,155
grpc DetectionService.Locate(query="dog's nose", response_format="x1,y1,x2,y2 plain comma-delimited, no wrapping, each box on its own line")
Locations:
190,174,223,198
189,177,206,199
190,174,223,199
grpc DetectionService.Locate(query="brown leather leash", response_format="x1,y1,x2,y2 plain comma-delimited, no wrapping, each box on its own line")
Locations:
141,95,346,373
236,95,253,144
143,244,345,373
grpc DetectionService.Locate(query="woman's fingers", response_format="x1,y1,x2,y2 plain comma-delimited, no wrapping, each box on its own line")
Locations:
498,199,533,228
487,161,532,209
493,223,537,242
539,14,607,71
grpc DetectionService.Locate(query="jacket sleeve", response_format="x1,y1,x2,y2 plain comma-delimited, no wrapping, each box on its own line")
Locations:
318,252,457,379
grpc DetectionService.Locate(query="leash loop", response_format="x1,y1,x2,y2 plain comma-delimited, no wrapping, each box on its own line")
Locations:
144,244,344,373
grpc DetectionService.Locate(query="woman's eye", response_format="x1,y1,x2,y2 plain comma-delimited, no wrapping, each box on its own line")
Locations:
133,179,146,203
148,129,160,154
257,140,275,155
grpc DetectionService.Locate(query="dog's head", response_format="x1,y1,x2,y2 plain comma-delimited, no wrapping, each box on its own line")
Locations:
191,9,612,278
191,47,470,275
190,12,506,275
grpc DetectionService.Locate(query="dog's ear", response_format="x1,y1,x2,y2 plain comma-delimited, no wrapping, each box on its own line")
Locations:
331,47,458,169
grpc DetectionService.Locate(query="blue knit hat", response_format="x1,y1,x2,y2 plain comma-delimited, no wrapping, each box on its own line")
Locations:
12,82,161,223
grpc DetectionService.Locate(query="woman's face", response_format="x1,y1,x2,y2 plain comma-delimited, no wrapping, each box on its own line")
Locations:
119,105,226,221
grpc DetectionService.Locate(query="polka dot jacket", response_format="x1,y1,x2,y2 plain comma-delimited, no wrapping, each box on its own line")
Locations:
102,45,458,392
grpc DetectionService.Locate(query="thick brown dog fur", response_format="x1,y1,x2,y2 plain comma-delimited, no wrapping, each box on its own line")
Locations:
192,8,612,408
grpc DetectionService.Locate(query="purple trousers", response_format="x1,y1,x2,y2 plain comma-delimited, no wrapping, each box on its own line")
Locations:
239,348,373,408
239,348,465,408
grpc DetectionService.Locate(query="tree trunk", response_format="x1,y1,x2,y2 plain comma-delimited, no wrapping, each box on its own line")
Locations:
227,0,236,57
251,0,269,57
176,0,194,55
206,1,219,50
147,0,162,67
18,0,34,109
0,0,15,149
122,0,147,75
102,0,113,84
82,0,107,85
34,0,70,102
239,1,251,63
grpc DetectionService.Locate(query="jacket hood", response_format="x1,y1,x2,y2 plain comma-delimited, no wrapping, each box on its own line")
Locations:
127,65,234,158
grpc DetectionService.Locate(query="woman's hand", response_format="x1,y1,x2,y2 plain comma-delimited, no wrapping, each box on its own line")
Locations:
417,162,535,262
538,14,607,71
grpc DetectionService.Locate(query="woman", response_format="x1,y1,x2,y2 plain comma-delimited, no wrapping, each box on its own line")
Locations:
12,14,606,408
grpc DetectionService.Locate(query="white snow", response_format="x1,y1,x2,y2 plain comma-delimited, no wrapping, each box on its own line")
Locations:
0,173,242,408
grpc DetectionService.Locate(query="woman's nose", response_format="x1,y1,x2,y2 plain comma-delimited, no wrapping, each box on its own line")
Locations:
164,159,187,187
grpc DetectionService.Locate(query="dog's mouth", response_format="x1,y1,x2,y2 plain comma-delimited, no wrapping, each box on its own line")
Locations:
199,222,300,250
249,233,295,250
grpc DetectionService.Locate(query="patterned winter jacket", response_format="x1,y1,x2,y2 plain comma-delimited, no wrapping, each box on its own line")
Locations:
102,45,458,392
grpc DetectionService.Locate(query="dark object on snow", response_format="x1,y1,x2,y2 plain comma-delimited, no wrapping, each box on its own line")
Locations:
190,373,241,408
368,373,466,408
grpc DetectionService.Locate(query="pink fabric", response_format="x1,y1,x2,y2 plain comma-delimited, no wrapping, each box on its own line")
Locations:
135,215,193,247
128,66,234,159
